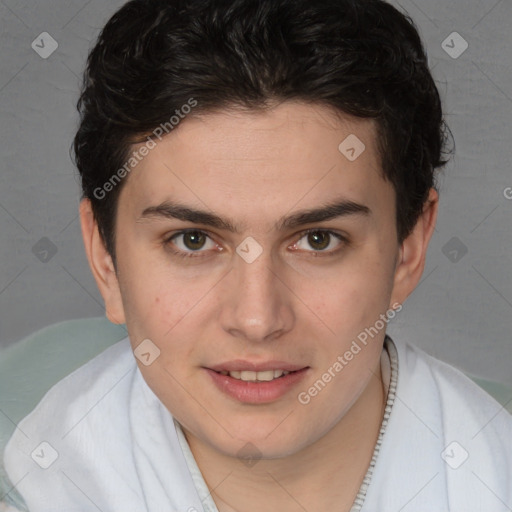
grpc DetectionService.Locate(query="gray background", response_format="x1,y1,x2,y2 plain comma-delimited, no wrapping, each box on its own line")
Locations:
0,0,511,384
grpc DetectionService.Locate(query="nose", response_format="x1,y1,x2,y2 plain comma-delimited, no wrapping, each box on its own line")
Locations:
218,250,295,343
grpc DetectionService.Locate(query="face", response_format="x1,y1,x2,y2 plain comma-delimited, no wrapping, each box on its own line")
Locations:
82,102,432,460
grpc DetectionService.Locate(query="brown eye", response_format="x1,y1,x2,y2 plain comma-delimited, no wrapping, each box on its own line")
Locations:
169,230,216,253
292,230,345,253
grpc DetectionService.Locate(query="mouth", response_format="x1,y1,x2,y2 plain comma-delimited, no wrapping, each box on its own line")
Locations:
215,369,297,382
204,364,310,404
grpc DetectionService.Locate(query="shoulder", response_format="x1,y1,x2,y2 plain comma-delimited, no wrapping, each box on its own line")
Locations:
397,337,512,501
396,337,512,431
3,337,137,474
365,337,512,510
2,337,137,511
19,337,135,424
6,336,136,440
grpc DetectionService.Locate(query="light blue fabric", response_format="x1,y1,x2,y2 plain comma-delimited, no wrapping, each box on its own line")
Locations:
1,317,511,509
0,317,127,509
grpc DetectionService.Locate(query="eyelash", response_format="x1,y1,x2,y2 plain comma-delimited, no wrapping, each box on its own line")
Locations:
163,228,348,260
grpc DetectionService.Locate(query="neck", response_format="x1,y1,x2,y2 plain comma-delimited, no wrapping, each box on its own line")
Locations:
183,355,387,512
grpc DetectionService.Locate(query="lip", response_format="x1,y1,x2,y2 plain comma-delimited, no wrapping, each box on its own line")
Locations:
208,360,306,372
204,366,310,404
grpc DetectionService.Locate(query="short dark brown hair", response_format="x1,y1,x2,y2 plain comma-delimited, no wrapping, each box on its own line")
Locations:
73,0,452,263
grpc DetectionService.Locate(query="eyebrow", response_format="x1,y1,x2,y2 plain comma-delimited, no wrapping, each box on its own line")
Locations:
138,198,371,232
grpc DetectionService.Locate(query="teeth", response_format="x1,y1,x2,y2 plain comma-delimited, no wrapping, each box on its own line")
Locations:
223,369,291,381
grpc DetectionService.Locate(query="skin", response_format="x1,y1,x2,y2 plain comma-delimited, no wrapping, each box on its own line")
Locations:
80,101,438,511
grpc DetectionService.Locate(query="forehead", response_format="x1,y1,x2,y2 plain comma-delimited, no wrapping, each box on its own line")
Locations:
119,102,394,227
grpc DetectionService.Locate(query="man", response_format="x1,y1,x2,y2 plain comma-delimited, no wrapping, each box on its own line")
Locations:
3,0,512,510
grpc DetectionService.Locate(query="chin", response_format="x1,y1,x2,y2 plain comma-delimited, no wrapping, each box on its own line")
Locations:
199,418,316,459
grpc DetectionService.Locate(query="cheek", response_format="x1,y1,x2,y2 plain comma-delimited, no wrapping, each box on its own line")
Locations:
117,245,191,325
121,281,202,399
122,281,192,345
118,262,215,368
313,254,395,339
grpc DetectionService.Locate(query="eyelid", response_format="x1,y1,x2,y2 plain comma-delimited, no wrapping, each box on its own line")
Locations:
165,227,214,242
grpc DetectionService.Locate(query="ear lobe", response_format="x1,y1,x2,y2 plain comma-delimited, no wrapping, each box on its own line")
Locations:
390,188,439,307
79,198,126,325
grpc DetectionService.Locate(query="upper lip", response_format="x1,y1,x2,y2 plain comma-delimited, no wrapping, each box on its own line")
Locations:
208,360,308,372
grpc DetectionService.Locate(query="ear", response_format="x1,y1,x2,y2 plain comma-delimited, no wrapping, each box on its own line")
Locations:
390,188,439,307
79,198,126,325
